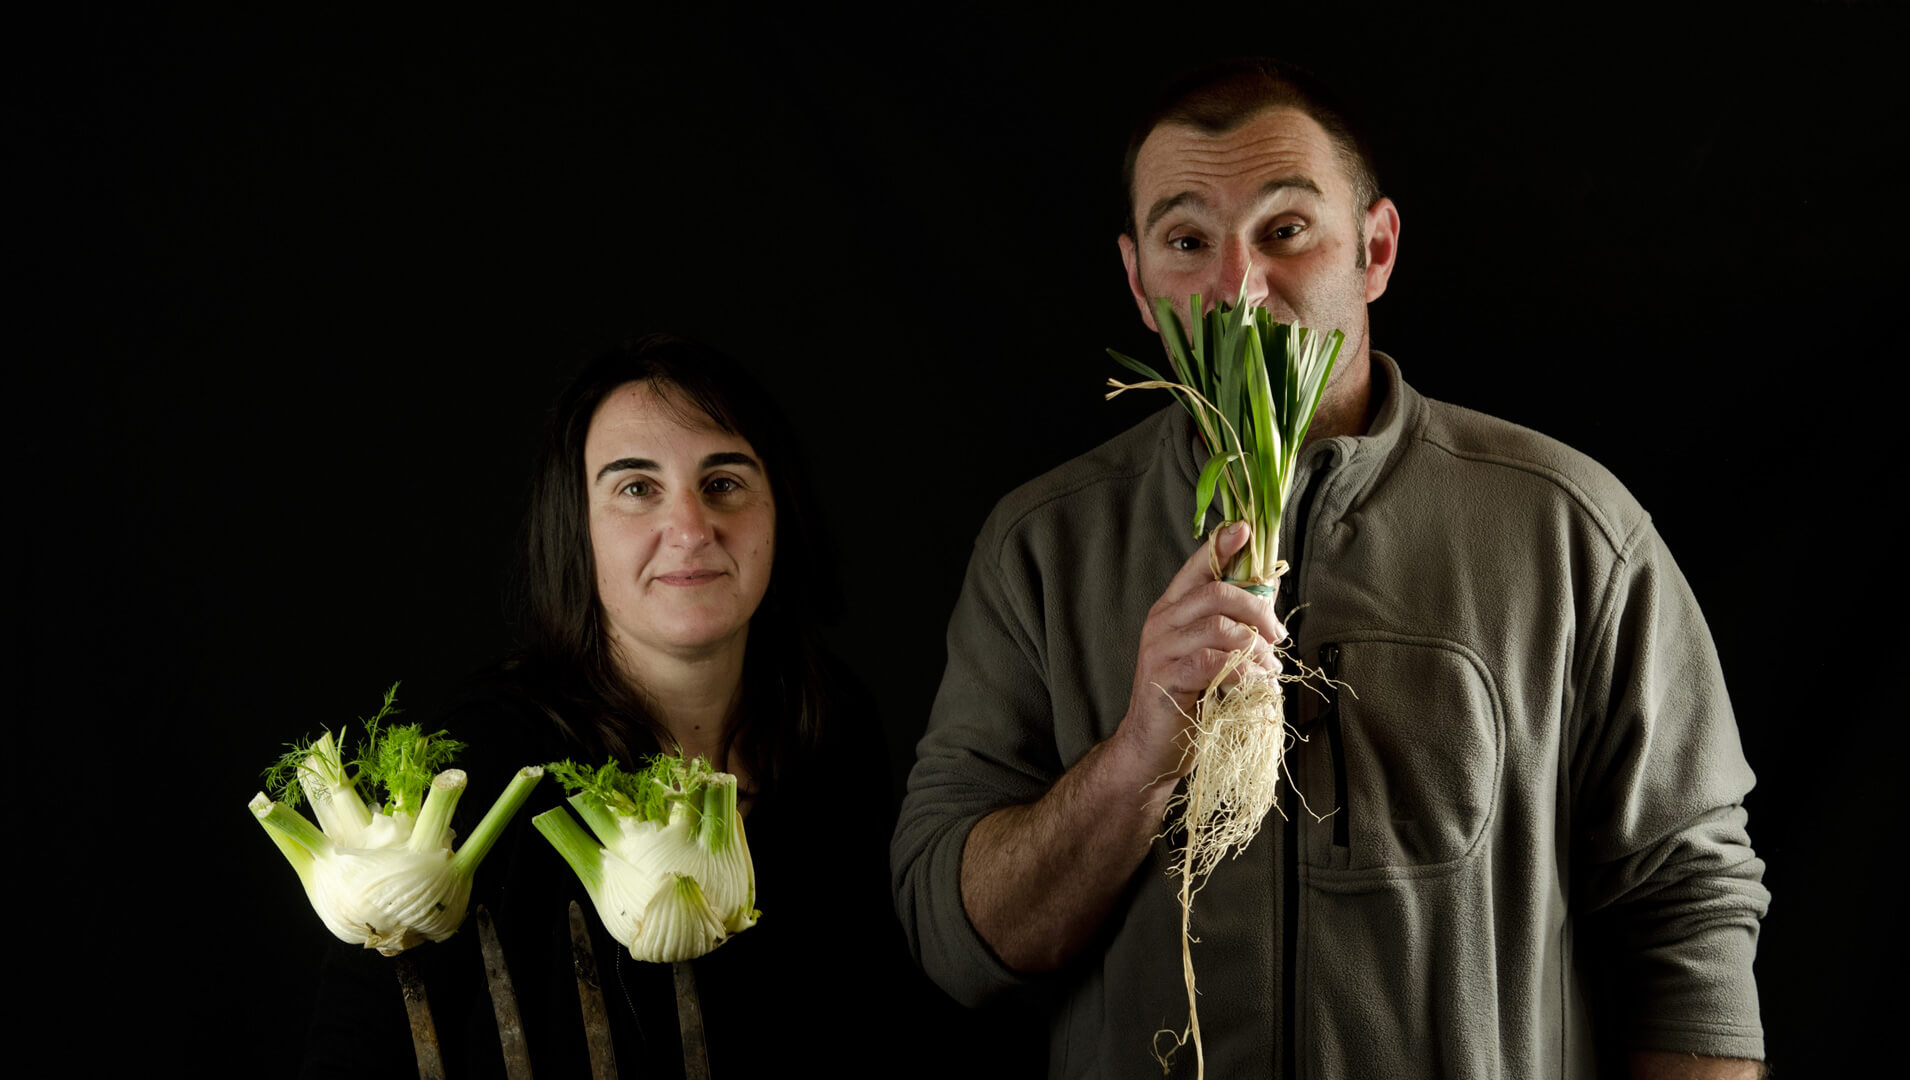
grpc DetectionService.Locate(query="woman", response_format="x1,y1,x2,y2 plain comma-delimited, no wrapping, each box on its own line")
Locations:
510,332,838,802
301,335,921,1077
475,334,918,1077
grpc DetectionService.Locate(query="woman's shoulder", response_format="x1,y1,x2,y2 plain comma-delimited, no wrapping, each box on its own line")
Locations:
436,660,574,751
420,660,585,822
781,642,890,784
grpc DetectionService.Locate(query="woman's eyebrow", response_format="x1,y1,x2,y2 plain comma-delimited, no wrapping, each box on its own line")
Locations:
595,457,659,482
700,451,761,472
595,452,761,483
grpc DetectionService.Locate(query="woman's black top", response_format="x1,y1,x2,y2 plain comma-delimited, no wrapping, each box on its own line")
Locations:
295,658,948,1078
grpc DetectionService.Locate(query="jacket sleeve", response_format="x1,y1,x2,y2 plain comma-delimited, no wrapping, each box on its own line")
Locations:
891,527,1064,1007
1569,517,1769,1059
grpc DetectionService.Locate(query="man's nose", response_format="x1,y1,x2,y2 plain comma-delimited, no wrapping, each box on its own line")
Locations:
1210,237,1270,312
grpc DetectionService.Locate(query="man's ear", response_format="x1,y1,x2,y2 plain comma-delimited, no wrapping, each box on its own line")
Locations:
1118,233,1160,332
1363,197,1401,302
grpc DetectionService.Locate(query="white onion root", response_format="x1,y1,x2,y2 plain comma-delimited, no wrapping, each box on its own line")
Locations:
1152,638,1339,1078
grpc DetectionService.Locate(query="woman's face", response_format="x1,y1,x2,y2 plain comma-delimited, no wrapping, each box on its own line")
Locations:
583,381,776,667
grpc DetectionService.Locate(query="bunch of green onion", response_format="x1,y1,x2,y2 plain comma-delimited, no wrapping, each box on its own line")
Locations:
1107,283,1344,1079
1108,284,1344,587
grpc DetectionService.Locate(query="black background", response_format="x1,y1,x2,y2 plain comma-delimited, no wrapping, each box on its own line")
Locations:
22,3,1898,1073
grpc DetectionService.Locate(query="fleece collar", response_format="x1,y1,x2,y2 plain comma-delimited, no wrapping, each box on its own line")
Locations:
1170,350,1420,530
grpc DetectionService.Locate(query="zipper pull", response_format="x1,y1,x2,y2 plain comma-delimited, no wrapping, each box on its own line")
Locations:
1299,643,1341,731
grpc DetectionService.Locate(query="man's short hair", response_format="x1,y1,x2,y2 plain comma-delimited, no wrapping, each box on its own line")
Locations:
1120,58,1382,241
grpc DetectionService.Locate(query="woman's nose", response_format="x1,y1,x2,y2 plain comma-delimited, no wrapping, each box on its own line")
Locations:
662,491,713,547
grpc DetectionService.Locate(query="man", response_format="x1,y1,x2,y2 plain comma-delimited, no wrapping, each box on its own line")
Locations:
892,59,1768,1078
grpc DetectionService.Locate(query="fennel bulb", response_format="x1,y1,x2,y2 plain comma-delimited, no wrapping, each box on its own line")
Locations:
535,754,758,963
248,685,544,955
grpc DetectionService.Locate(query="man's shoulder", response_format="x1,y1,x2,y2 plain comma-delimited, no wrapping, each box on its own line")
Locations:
976,406,1186,547
1405,389,1649,552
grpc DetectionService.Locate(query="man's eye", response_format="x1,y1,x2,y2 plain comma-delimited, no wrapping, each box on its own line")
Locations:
1271,222,1306,241
619,479,655,497
1167,235,1204,253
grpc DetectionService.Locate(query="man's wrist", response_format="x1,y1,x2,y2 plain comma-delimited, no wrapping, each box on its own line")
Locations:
1101,719,1183,819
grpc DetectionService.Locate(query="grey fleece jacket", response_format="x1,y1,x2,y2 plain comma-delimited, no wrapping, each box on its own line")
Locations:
892,355,1767,1078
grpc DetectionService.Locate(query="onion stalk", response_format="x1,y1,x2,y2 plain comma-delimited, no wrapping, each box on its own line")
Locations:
1106,279,1345,1078
248,684,545,955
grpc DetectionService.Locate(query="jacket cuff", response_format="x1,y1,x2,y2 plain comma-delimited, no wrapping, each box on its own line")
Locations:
895,809,1035,1007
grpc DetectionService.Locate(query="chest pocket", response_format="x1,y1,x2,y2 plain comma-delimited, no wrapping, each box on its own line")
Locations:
1299,633,1504,875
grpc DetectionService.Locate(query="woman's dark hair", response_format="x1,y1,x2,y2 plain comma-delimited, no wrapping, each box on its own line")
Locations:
511,333,837,799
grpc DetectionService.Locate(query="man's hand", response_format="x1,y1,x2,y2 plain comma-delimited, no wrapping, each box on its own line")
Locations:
1109,521,1288,792
959,522,1287,973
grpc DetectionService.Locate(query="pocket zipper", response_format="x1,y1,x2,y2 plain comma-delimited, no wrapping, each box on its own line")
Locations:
1319,643,1349,850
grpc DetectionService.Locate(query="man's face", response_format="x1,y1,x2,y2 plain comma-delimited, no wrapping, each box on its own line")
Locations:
1119,107,1397,379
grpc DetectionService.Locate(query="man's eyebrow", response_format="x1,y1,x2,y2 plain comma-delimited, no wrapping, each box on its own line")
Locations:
1261,176,1323,200
1144,191,1206,234
593,452,762,483
1143,177,1325,235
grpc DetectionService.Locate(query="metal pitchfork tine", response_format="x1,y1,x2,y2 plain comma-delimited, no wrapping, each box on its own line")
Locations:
674,960,711,1080
394,951,446,1080
569,900,619,1080
477,904,534,1079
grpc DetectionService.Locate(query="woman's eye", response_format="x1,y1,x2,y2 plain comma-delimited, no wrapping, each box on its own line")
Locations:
619,479,655,498
705,476,740,495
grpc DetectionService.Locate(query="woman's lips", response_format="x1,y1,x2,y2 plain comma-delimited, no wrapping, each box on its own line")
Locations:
655,570,724,586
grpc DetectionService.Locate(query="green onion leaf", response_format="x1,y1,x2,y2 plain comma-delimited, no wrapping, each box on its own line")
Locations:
1193,451,1243,537
1106,348,1170,386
